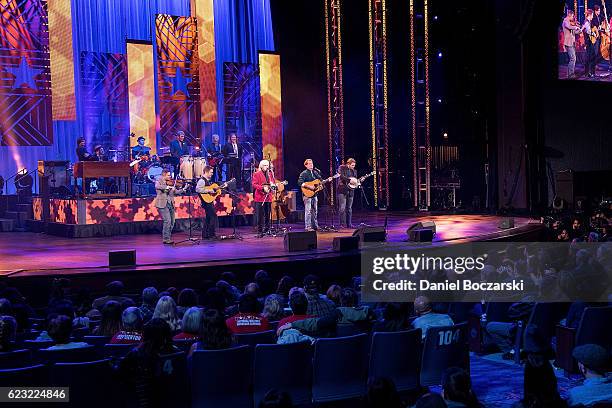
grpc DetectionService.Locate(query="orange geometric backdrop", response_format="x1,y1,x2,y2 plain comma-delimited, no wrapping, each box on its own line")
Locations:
127,41,157,155
190,0,217,122
259,52,284,180
48,0,76,120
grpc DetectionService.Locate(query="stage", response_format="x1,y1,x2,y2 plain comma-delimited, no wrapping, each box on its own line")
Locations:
0,213,542,275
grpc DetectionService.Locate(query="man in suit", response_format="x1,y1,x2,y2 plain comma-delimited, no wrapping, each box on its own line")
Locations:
169,131,191,174
222,133,242,184
251,159,276,237
154,169,188,244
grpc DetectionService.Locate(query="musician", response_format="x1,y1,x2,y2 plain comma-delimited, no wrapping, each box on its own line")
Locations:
583,9,597,78
337,158,357,228
594,5,604,63
154,169,188,245
251,159,275,237
222,133,242,183
562,9,581,79
298,159,321,232
205,134,223,181
93,145,108,162
132,136,151,160
76,138,93,162
169,131,190,174
195,166,218,240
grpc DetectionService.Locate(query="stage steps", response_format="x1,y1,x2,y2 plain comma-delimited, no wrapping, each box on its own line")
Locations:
0,218,14,232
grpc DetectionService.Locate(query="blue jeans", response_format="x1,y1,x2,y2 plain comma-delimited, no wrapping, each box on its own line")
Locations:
337,191,354,227
485,321,516,353
303,196,318,230
565,45,576,77
158,202,176,242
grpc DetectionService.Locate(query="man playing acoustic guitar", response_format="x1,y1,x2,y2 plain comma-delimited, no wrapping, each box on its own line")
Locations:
195,166,218,240
298,159,336,232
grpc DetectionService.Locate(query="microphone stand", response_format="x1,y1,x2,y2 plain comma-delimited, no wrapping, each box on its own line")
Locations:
173,178,201,246
220,190,243,240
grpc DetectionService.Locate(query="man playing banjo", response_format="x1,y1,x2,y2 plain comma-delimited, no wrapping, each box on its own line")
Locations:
337,158,358,228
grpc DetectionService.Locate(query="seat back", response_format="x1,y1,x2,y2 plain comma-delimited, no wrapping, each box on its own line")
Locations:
0,349,31,369
253,342,313,406
71,327,90,340
576,306,612,349
103,343,135,359
312,333,369,403
420,323,469,386
0,364,48,387
234,330,275,347
369,329,421,392
190,346,252,408
158,351,189,408
83,335,112,348
22,339,54,350
51,359,114,408
36,345,97,364
173,338,198,352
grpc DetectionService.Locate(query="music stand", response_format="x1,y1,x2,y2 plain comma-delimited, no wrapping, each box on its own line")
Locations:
173,179,201,246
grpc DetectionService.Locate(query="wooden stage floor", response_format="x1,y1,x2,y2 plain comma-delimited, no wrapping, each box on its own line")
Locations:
0,213,540,278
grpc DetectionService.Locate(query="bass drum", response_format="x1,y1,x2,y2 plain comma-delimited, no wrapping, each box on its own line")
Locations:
180,155,194,179
147,165,163,182
193,157,207,179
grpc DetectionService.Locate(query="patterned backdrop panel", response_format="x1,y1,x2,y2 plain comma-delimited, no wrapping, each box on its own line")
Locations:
0,0,52,146
80,51,129,153
155,14,200,149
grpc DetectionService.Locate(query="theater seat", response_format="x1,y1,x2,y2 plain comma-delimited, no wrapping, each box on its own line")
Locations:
0,364,48,387
253,342,313,406
420,322,469,387
312,333,369,403
0,349,31,369
103,343,135,359
36,345,97,364
51,359,114,408
190,345,252,408
234,330,275,347
369,329,422,392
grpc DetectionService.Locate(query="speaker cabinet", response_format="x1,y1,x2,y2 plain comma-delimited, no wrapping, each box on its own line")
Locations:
333,236,360,252
284,231,317,252
408,228,434,242
498,217,515,229
352,226,387,242
406,220,436,234
109,250,136,268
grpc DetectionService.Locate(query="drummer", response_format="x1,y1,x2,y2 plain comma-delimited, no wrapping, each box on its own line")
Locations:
132,136,151,160
169,131,191,174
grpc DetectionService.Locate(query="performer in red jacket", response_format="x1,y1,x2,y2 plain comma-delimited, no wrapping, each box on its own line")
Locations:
251,159,276,237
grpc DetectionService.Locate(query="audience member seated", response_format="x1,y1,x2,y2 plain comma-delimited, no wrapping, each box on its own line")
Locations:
275,275,295,308
336,287,372,325
244,282,265,309
118,318,180,407
92,300,123,337
303,274,336,318
92,281,135,311
0,288,33,333
173,307,202,341
176,288,198,318
46,315,89,350
255,270,275,298
415,392,449,408
278,291,312,327
442,367,483,408
189,309,234,355
219,271,242,300
568,344,612,407
203,287,226,314
0,298,12,317
0,315,17,352
262,294,285,322
258,389,293,408
226,294,270,334
110,307,143,344
484,301,534,359
215,280,239,307
372,302,410,332
412,296,454,339
153,295,181,333
325,284,342,307
364,377,402,408
139,287,158,323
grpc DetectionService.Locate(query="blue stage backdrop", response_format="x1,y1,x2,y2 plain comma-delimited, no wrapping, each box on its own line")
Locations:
0,0,274,193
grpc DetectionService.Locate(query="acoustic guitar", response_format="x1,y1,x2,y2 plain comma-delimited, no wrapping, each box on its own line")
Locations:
301,174,340,198
198,178,235,204
348,171,376,190
263,180,288,194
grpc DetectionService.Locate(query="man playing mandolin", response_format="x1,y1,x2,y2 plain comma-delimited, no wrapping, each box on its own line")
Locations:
337,158,358,228
195,166,219,240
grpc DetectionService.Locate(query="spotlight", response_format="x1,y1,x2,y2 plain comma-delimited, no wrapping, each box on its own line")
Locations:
437,98,443,103
433,15,438,21
437,51,443,58
443,132,448,139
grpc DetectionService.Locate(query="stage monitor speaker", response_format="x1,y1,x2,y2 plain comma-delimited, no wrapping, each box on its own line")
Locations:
284,231,317,252
406,220,436,234
352,226,387,242
498,217,515,229
333,236,360,252
408,228,434,242
109,250,136,268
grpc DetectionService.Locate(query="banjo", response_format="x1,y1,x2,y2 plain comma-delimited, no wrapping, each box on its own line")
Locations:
348,171,376,190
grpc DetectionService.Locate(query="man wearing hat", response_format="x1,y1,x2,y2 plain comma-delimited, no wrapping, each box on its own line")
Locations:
569,344,612,407
132,136,151,160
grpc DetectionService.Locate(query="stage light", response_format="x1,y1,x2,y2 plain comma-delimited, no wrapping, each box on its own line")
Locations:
443,132,448,138
437,98,442,103
433,15,438,20
437,51,443,58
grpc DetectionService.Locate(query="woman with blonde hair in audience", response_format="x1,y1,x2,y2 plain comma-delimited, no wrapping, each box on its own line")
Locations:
153,295,181,333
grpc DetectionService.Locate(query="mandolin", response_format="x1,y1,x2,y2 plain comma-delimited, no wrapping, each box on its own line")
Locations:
198,178,235,204
263,180,288,194
301,174,340,198
347,171,376,190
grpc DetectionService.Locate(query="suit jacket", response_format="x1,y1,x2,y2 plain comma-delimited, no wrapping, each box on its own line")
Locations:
169,140,190,158
154,177,185,208
222,142,242,159
252,170,276,202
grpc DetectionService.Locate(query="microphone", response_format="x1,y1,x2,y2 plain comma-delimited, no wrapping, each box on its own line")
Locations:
314,167,321,173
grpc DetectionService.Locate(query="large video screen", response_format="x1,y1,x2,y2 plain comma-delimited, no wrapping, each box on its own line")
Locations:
559,1,612,81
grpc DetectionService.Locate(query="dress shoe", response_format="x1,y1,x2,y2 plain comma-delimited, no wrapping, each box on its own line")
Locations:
163,240,174,245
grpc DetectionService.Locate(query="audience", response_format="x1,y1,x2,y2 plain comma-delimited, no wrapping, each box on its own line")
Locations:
0,315,17,352
275,275,295,307
416,393,449,408
372,302,410,332
303,274,336,318
176,288,198,318
173,306,202,341
226,294,270,334
153,295,181,333
262,294,285,322
110,307,143,344
92,280,134,310
92,300,123,337
325,284,342,306
442,367,482,408
412,296,454,339
278,291,312,327
364,377,402,408
568,344,612,407
46,315,89,350
190,308,233,354
139,287,158,323
258,389,293,408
